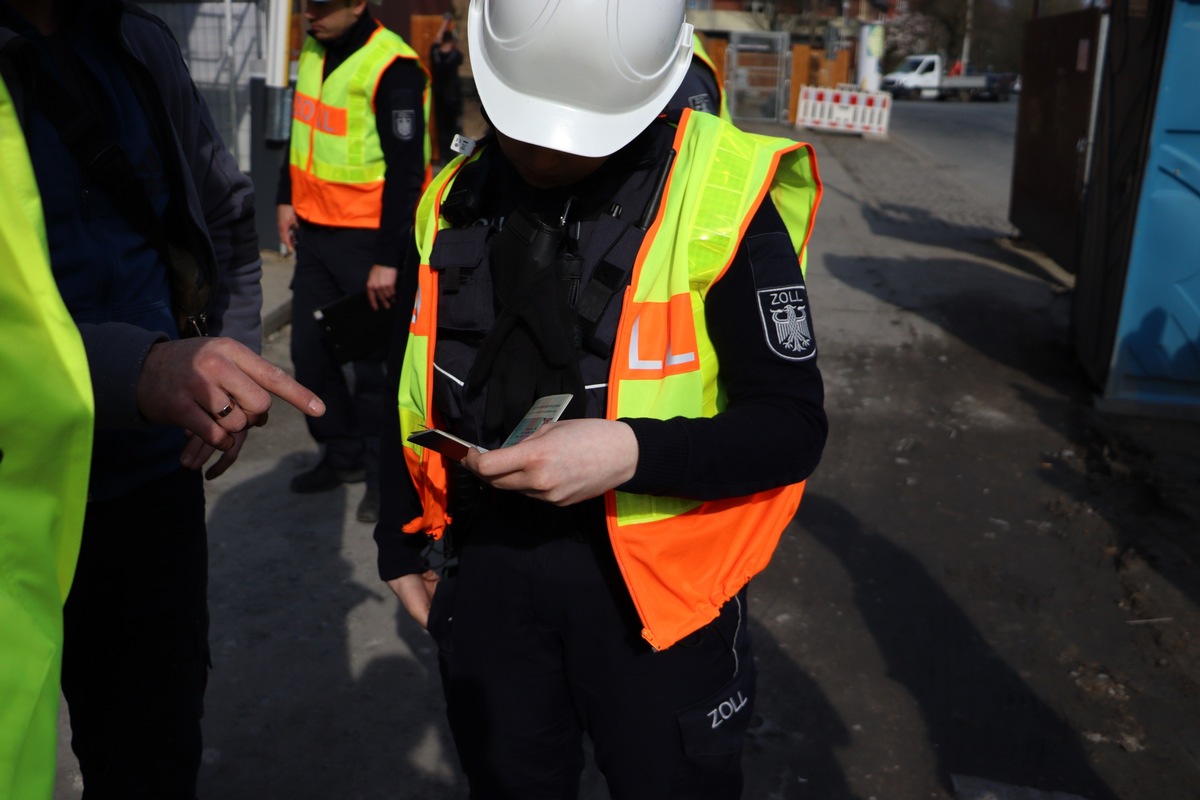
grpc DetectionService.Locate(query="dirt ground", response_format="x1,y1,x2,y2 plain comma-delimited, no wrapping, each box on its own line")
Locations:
54,113,1200,799
761,124,1200,800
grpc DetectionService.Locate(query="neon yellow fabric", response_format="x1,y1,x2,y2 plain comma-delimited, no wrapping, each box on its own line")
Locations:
0,75,93,800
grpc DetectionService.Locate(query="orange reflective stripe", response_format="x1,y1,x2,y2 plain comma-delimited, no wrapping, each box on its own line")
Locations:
293,91,318,124
314,103,347,135
410,263,438,336
613,294,700,382
292,92,348,135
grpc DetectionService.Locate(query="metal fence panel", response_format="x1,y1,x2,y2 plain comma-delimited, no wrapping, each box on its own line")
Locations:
141,1,265,171
726,31,791,123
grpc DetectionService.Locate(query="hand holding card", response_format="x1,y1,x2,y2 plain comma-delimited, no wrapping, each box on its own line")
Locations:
407,394,573,460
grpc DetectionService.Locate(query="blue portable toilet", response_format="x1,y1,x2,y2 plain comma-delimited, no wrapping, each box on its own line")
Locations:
1103,0,1200,413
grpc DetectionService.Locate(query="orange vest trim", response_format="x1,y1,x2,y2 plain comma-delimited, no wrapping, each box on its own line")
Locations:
604,478,807,652
289,163,392,228
400,162,465,539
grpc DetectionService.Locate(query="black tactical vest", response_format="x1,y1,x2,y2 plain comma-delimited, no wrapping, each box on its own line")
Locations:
426,125,677,450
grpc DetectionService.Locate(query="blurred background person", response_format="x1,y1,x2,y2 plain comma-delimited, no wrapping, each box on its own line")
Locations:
277,0,430,523
668,32,731,121
429,11,463,165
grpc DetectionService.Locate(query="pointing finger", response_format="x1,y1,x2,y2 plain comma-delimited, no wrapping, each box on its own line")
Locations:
230,348,326,418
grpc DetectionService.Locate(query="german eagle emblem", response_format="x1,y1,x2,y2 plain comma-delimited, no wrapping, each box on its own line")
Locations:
757,285,816,361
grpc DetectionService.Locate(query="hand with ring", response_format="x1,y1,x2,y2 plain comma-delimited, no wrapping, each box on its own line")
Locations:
135,336,326,478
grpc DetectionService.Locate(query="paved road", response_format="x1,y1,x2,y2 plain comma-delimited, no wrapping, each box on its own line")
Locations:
55,106,1200,800
887,99,1020,218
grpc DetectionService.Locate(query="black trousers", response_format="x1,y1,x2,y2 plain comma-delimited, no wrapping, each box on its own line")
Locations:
61,468,209,800
429,525,755,800
291,222,386,478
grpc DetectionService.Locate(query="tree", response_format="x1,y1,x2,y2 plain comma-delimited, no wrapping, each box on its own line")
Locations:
885,1,937,69
743,0,842,39
889,0,1050,73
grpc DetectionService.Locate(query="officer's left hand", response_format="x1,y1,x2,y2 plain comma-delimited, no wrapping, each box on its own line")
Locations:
462,419,639,506
366,265,398,311
181,429,249,479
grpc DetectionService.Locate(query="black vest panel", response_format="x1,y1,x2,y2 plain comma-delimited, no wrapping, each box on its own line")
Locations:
426,129,675,449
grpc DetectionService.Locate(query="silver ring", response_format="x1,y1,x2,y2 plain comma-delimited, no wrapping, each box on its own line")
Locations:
215,402,234,419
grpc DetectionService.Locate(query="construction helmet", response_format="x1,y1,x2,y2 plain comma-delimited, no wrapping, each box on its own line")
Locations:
468,0,694,158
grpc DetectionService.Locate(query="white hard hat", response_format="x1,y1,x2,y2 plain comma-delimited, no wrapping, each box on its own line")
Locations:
468,0,694,158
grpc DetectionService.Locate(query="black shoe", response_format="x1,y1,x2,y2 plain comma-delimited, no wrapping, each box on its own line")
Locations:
290,461,366,494
356,485,380,523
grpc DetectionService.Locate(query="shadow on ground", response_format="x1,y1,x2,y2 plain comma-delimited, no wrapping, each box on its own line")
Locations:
201,459,463,799
800,493,1119,800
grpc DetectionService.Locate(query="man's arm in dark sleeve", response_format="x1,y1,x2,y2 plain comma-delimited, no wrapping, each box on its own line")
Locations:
619,194,827,499
78,323,167,429
372,58,428,268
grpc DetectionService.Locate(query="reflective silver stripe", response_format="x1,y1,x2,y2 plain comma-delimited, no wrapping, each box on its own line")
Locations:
731,594,743,679
433,362,465,387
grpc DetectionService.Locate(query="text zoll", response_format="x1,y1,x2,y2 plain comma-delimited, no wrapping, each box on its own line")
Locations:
707,691,749,729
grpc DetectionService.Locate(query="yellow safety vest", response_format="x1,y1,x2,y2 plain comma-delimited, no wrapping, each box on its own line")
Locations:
289,20,430,227
0,74,94,800
399,110,821,650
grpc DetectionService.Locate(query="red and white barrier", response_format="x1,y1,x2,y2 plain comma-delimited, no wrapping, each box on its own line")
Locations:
795,86,892,137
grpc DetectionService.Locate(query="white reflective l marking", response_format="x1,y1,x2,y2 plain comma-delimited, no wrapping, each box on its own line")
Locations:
627,316,696,371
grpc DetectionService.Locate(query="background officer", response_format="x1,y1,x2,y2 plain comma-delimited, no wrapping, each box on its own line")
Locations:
428,12,463,166
278,0,430,522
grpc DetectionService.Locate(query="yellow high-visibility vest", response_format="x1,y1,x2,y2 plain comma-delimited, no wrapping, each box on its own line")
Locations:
0,73,94,800
399,110,821,650
289,20,430,227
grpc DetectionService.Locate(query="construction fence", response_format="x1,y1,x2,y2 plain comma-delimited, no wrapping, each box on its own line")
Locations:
794,85,892,137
